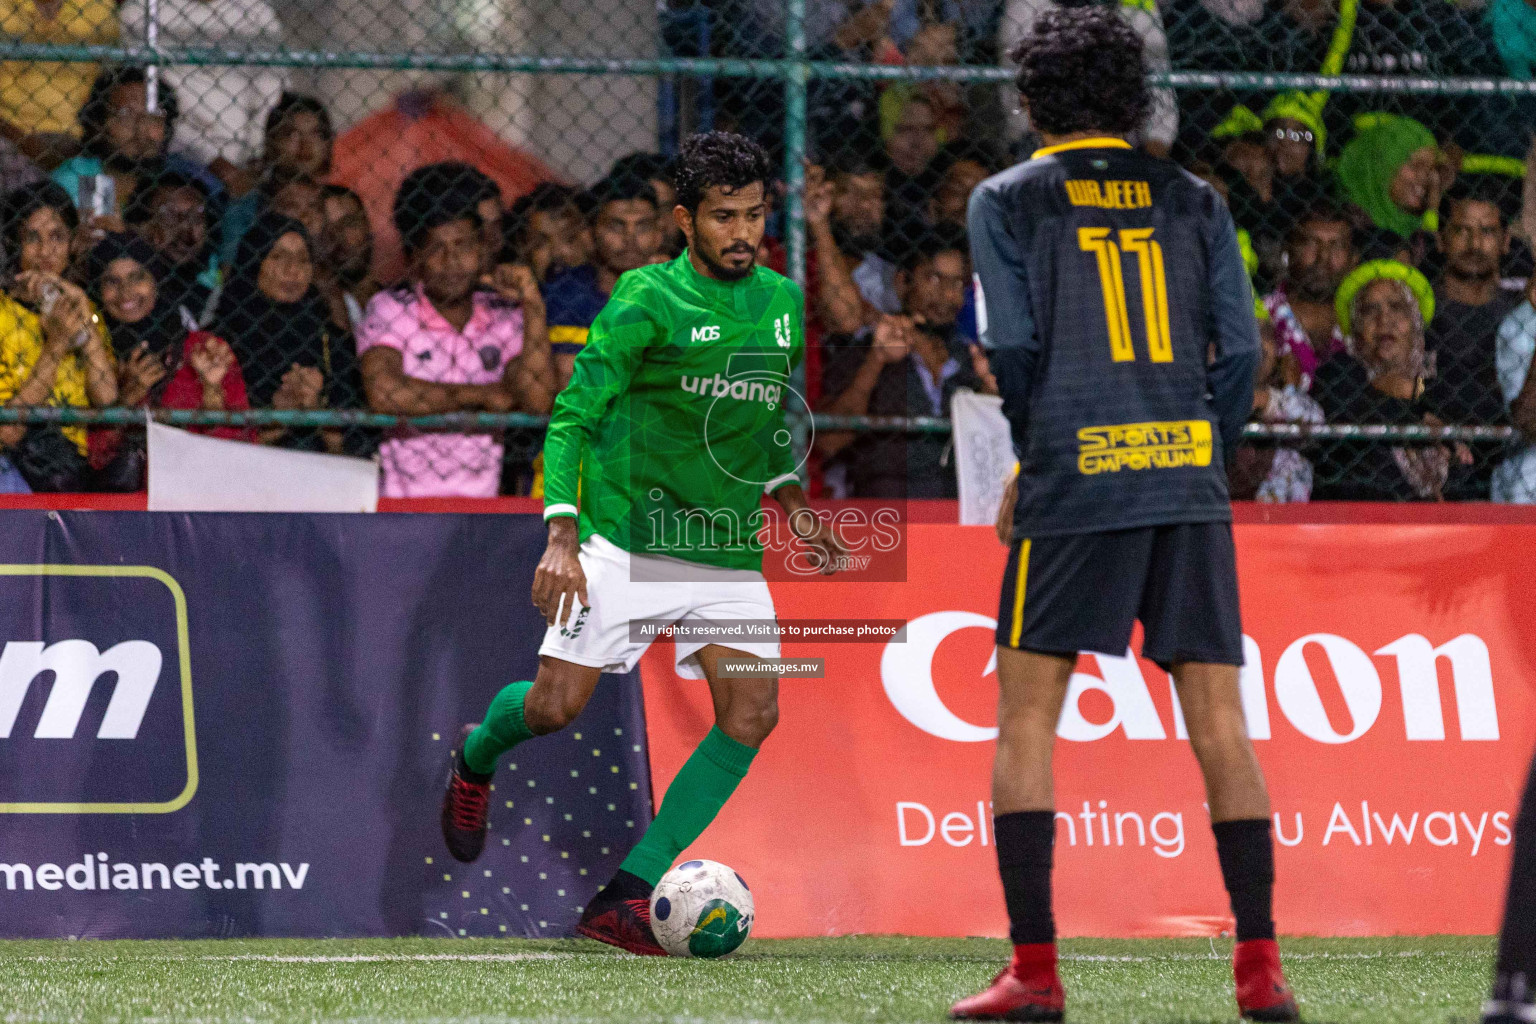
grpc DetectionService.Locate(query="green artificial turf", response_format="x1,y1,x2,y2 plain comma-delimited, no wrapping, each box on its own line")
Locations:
0,934,1495,1023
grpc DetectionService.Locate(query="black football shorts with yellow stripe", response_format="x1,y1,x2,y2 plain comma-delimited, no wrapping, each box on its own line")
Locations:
995,522,1244,670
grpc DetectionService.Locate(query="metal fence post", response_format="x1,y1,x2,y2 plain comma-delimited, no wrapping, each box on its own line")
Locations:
782,0,812,471
145,0,160,113
782,0,807,291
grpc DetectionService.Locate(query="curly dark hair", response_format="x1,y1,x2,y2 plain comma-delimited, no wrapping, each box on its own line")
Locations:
672,131,773,215
393,162,486,255
1009,7,1149,139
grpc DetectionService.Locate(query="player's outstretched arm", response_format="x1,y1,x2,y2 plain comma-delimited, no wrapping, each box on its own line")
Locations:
532,515,589,626
771,482,849,575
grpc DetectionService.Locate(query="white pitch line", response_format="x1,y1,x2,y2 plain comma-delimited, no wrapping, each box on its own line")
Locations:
212,953,579,964
9,1018,851,1024
16,952,585,965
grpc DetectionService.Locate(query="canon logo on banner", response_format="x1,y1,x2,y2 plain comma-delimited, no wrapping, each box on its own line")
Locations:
881,611,1498,744
0,640,163,740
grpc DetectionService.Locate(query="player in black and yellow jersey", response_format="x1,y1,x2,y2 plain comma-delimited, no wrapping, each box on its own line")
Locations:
949,9,1298,1023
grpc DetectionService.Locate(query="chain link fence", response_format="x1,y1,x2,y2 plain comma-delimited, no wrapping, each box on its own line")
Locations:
0,0,1532,502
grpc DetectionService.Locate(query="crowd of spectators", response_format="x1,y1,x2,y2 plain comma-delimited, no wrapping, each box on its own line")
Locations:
1,0,1535,502
709,0,1536,503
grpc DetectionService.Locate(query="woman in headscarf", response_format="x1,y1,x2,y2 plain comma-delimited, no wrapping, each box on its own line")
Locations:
1208,94,1332,289
1336,114,1444,249
213,210,363,452
1313,260,1471,500
1260,93,1331,213
0,180,116,491
84,232,254,485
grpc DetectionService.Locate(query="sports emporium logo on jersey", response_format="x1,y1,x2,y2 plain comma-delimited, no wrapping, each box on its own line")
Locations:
0,566,196,814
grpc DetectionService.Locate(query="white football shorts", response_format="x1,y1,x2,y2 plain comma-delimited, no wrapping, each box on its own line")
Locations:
537,533,781,679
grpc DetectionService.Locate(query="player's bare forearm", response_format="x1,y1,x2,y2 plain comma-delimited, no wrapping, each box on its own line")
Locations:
772,483,849,574
771,481,810,518
532,516,588,625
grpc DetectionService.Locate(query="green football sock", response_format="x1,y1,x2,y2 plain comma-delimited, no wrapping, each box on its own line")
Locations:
462,681,535,776
620,725,758,888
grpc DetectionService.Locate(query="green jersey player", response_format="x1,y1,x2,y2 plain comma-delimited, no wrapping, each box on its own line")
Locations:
440,132,846,954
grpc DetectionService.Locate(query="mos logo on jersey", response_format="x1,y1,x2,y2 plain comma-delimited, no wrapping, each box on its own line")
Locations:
0,566,197,814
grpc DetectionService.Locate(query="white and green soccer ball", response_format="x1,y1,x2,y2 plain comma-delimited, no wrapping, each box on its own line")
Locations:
649,859,755,958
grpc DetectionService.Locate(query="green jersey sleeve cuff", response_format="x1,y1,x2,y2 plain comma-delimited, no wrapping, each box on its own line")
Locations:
543,503,578,520
763,473,799,495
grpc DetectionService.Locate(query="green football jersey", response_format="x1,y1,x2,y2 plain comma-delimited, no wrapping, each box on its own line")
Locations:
542,251,806,572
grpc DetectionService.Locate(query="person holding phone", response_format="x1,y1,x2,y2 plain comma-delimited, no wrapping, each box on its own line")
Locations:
0,181,117,491
51,67,225,265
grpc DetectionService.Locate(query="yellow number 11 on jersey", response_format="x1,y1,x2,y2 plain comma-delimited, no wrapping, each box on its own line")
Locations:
1078,226,1172,363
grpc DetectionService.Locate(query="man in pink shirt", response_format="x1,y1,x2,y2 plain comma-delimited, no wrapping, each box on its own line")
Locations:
359,163,553,497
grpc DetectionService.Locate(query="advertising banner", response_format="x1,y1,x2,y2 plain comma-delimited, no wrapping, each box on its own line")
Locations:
0,511,651,939
641,523,1536,938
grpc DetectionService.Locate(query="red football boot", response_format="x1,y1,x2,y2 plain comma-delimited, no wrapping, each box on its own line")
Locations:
440,724,492,863
576,871,668,956
1235,938,1300,1022
950,943,1065,1021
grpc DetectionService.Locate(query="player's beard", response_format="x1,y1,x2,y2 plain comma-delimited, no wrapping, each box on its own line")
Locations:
697,241,757,282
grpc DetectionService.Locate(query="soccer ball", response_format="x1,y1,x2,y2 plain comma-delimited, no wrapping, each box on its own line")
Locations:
649,859,755,958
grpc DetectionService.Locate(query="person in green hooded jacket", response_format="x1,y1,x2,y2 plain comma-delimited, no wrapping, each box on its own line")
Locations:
1336,114,1443,254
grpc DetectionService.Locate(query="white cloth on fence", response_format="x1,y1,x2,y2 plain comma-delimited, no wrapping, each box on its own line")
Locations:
147,418,379,512
951,388,1015,526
